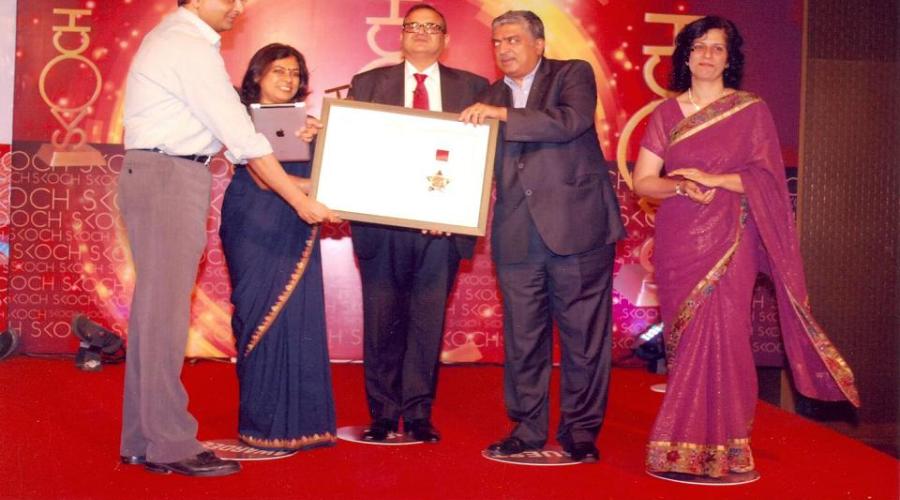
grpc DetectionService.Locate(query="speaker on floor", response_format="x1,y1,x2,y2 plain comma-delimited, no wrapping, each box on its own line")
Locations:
0,329,20,361
632,322,666,374
72,314,125,371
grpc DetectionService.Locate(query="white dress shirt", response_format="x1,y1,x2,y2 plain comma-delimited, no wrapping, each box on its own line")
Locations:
123,8,271,163
403,61,442,111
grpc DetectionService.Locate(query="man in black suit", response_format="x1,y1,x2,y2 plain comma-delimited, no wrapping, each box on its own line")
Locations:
460,10,625,462
348,4,488,443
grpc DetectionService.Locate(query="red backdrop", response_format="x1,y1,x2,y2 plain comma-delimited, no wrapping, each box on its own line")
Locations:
7,0,799,366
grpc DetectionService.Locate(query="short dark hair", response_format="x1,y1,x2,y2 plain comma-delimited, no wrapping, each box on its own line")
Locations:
404,4,447,32
239,43,310,106
492,10,545,40
669,15,744,92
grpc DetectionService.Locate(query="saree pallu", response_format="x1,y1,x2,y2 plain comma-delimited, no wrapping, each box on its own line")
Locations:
220,162,336,451
641,93,859,477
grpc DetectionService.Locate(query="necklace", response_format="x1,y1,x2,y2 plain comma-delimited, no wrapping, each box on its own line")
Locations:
688,87,725,111
687,88,702,111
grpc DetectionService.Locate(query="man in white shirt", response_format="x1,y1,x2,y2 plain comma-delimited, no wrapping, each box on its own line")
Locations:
348,4,488,443
118,0,334,476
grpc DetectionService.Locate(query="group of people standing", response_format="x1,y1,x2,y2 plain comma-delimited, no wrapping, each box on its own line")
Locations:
115,0,858,483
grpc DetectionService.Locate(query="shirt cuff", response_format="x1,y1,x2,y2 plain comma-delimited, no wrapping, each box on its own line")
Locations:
224,132,273,164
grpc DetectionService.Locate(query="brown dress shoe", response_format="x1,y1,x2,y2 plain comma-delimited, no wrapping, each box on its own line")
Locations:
144,451,240,477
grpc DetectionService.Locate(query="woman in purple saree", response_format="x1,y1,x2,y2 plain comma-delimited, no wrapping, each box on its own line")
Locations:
634,16,858,480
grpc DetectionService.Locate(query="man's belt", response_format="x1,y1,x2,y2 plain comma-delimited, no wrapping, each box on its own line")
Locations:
136,148,213,166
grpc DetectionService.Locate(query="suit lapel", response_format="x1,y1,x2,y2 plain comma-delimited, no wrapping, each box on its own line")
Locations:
524,58,551,109
439,64,466,111
500,83,513,107
376,63,405,107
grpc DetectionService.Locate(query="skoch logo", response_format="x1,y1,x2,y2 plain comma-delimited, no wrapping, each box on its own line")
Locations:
36,8,107,167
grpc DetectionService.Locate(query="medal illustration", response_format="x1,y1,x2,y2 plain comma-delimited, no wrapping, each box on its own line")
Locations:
428,149,451,191
427,170,450,191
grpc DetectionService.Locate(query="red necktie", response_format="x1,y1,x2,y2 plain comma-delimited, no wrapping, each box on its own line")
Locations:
413,73,429,110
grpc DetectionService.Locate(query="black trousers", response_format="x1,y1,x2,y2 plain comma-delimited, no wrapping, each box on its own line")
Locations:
356,228,460,422
495,229,615,448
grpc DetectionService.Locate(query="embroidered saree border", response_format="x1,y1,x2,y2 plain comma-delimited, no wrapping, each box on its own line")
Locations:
666,200,749,367
785,291,861,406
240,431,337,451
669,91,761,147
647,438,754,477
244,227,320,357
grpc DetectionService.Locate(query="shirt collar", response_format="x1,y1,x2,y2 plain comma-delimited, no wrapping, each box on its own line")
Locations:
175,7,222,47
404,60,440,80
504,58,542,91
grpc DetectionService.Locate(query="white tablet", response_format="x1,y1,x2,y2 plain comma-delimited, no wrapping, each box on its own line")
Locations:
249,102,310,162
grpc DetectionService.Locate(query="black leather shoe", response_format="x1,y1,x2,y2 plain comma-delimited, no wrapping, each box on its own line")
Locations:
144,451,241,477
486,436,540,455
362,418,398,442
565,442,600,463
120,455,145,465
404,419,441,443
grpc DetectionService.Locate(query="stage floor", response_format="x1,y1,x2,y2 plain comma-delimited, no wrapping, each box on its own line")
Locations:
1,358,896,499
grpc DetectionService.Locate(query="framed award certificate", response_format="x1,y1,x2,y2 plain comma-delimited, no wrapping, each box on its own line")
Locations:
310,98,498,236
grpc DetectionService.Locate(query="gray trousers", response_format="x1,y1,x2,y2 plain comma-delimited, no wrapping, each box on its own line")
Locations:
117,150,211,462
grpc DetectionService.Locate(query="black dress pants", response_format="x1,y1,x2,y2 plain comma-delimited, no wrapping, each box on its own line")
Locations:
356,228,459,422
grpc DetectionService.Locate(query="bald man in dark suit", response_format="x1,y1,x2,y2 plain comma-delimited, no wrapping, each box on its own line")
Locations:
349,3,488,443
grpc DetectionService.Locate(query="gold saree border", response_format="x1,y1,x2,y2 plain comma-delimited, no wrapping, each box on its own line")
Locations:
240,431,337,451
666,200,749,367
647,437,754,477
244,227,320,357
786,291,861,407
669,91,762,148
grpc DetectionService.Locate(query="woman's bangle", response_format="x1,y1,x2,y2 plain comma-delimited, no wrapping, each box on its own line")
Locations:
674,181,686,196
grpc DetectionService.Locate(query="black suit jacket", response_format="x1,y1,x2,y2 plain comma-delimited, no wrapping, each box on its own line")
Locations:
481,58,625,263
348,63,489,259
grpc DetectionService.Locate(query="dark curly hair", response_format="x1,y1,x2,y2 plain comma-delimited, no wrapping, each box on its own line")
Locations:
239,43,310,106
669,16,744,92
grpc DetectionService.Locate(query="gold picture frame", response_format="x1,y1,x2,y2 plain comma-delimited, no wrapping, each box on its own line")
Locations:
310,98,498,236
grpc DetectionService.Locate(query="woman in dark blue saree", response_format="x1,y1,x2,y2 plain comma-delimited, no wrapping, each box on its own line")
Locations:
220,44,336,451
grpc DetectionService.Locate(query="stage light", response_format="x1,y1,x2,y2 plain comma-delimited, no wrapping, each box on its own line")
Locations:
72,314,125,372
0,329,19,361
632,322,665,373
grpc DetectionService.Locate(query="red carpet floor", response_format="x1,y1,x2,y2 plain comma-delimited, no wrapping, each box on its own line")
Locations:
1,357,896,499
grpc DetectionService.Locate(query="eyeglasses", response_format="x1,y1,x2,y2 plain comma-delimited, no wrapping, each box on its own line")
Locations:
402,22,446,34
